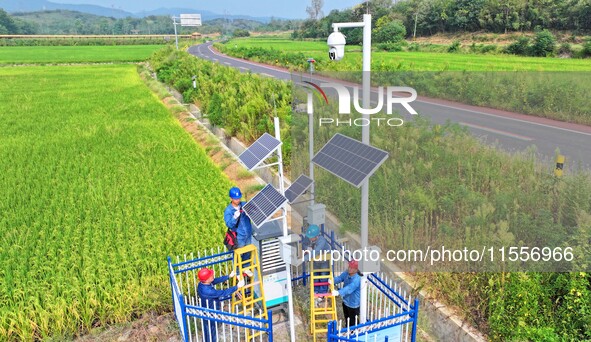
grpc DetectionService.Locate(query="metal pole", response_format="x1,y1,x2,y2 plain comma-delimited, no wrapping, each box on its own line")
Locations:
307,92,315,206
413,12,418,40
274,116,296,342
359,13,371,324
173,17,179,50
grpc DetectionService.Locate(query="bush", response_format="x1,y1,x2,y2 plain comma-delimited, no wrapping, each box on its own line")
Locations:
558,43,572,56
530,29,556,57
233,29,250,37
469,43,498,54
407,42,420,51
582,38,591,58
377,42,404,52
448,40,461,53
373,18,406,44
505,36,530,56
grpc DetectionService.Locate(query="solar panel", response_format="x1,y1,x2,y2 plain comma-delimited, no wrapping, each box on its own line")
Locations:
312,133,389,188
285,174,313,203
239,133,282,170
242,184,288,227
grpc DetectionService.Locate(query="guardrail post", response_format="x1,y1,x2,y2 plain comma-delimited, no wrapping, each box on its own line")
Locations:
268,310,273,342
179,294,189,342
168,257,176,316
411,298,419,342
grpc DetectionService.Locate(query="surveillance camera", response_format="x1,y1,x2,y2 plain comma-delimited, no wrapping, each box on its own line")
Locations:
327,31,346,61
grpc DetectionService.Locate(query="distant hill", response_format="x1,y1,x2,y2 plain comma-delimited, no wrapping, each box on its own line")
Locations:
0,0,133,18
8,9,283,35
12,10,117,34
1,1,282,22
139,8,276,23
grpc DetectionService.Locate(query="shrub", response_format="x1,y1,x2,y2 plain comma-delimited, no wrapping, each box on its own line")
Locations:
582,38,591,58
377,42,404,52
505,36,530,56
233,29,250,37
407,42,420,51
530,29,556,57
373,18,406,44
558,43,572,56
448,40,461,53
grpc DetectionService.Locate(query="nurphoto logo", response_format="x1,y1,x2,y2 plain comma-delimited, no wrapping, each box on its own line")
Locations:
303,81,418,127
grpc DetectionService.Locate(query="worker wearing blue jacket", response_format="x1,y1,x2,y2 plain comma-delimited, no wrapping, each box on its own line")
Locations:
331,260,362,326
197,268,245,342
224,187,253,248
302,224,331,297
224,187,255,274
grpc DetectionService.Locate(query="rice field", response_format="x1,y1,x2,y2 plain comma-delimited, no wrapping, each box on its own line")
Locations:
0,45,163,64
0,64,231,340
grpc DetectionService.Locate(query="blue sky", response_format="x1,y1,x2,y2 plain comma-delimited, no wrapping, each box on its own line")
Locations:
50,0,363,18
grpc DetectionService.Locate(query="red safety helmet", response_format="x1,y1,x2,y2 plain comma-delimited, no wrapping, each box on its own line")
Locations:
348,260,359,269
198,268,214,282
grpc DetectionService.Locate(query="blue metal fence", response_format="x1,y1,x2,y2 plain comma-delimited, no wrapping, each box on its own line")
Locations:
168,251,273,342
168,225,419,342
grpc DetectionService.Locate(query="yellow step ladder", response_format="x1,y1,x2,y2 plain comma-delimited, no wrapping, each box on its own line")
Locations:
231,244,268,341
309,256,337,342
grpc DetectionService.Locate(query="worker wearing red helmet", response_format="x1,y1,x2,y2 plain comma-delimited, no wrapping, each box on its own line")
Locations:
197,268,245,342
330,260,362,326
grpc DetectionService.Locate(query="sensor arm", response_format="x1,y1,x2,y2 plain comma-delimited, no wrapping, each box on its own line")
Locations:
332,22,365,31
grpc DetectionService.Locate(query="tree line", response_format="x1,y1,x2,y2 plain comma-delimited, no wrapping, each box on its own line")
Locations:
294,0,591,43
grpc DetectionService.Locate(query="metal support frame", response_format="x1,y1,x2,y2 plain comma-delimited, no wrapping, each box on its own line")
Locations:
331,13,372,324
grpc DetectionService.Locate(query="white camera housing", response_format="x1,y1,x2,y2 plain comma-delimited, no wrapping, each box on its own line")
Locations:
327,31,346,61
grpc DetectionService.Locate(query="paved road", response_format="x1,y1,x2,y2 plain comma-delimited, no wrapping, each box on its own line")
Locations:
188,42,591,169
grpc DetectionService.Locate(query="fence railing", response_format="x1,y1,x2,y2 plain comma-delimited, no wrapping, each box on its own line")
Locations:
168,249,273,342
169,226,418,342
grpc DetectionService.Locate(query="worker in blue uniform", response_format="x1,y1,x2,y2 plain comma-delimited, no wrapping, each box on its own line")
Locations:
331,260,362,326
224,187,254,276
302,224,331,300
197,268,245,342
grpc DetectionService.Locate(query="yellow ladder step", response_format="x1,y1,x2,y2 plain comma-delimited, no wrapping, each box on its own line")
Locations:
231,244,268,341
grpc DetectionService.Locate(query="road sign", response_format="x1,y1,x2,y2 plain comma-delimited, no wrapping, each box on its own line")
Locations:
180,14,202,27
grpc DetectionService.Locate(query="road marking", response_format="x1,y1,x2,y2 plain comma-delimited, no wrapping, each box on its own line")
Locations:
460,122,534,141
224,62,231,66
423,101,591,138
239,67,248,71
260,73,275,78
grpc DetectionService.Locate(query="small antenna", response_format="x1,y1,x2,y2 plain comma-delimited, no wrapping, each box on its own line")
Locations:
366,1,370,14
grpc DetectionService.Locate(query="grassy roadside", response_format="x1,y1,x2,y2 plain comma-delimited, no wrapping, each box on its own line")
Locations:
222,37,591,71
216,38,591,126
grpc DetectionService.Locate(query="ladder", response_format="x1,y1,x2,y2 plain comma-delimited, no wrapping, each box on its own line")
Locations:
309,256,337,341
231,244,268,340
